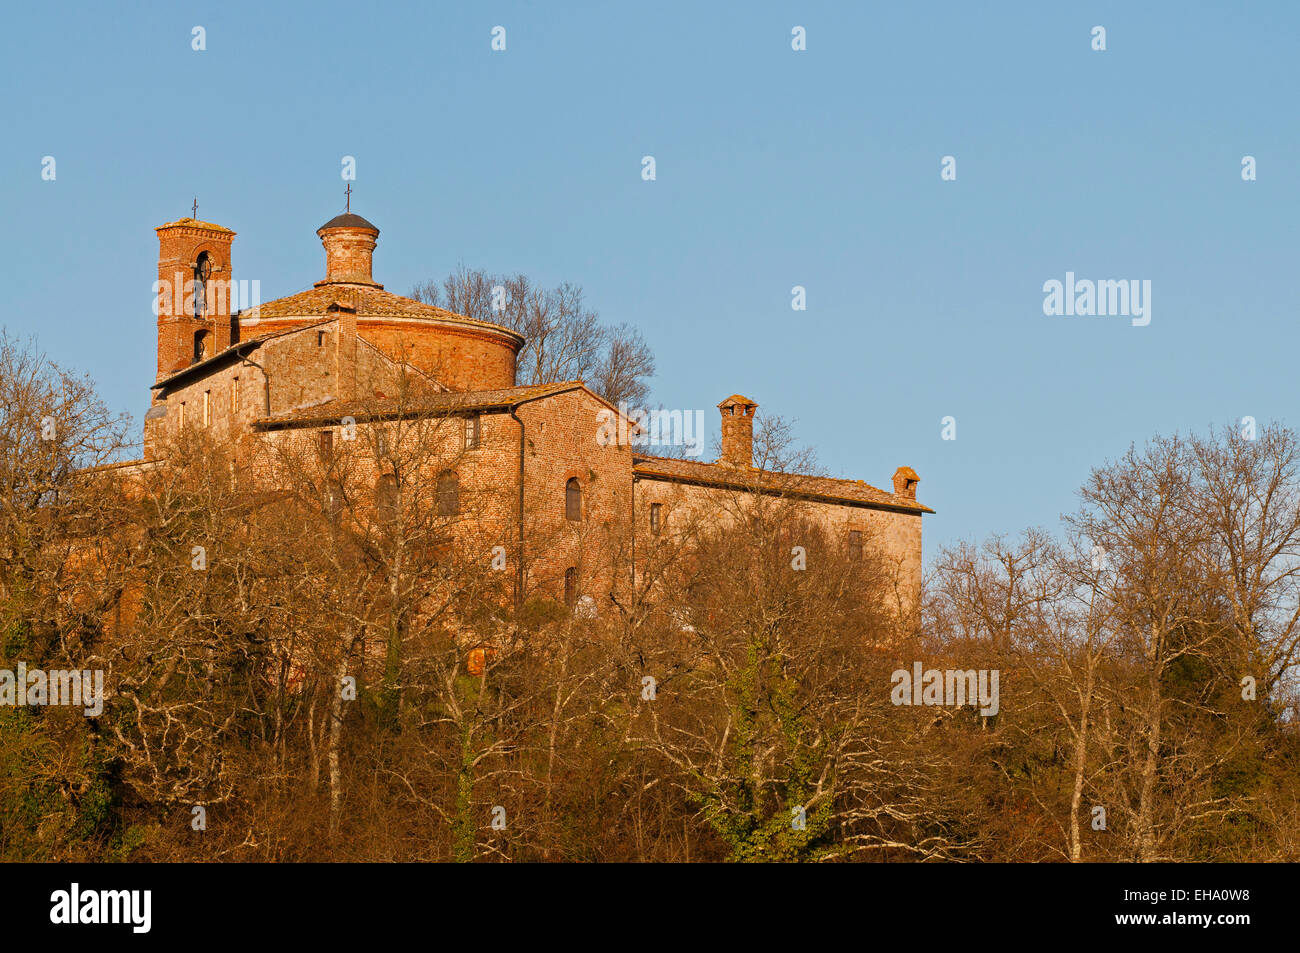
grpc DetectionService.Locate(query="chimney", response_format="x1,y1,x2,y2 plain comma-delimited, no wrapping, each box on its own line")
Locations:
314,213,382,289
892,466,920,500
717,394,758,467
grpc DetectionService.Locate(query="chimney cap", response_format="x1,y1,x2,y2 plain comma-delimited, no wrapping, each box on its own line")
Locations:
717,393,757,409
317,212,378,233
892,466,921,500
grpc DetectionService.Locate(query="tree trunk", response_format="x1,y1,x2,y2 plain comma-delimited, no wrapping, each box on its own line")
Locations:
1134,661,1162,862
327,637,358,835
1069,677,1091,862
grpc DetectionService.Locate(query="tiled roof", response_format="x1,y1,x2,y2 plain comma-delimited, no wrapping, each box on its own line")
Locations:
252,381,584,429
632,454,934,514
250,284,523,340
318,213,378,231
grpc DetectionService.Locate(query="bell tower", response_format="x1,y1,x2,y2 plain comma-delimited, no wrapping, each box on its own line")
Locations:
154,213,236,381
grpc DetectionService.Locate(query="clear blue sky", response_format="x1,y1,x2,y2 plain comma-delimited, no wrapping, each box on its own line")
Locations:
4,1,1298,560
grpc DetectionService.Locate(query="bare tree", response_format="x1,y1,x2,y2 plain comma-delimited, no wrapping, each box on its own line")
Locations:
1190,424,1300,702
0,332,133,859
413,267,655,406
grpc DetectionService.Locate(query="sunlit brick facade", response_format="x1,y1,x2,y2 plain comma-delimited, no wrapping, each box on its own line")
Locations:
140,211,933,609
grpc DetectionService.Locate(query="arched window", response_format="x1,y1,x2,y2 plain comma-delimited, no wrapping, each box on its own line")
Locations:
193,330,209,362
565,478,582,522
376,474,398,523
437,470,459,517
193,252,211,320
564,567,577,608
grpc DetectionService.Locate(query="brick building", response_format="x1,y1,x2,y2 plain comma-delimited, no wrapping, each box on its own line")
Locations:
139,210,932,610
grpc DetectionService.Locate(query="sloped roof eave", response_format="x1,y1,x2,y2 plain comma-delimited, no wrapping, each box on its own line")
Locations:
631,457,934,515
249,380,590,430
150,318,337,391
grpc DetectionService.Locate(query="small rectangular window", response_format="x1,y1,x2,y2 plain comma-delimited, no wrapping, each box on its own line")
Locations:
650,503,662,535
317,330,326,347
848,530,863,561
231,377,240,416
178,402,186,429
203,390,211,427
464,413,481,449
319,430,333,459
437,470,459,517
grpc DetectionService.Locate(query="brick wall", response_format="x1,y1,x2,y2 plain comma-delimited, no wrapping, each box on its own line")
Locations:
516,388,634,607
358,321,517,391
633,474,923,611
